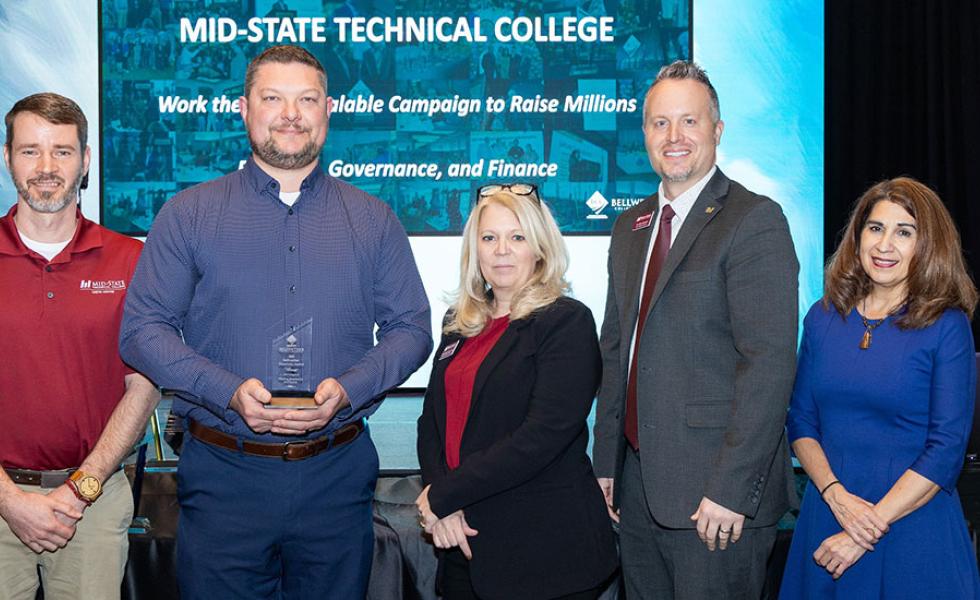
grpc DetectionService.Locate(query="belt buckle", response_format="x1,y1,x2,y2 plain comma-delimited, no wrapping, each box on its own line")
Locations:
282,441,311,461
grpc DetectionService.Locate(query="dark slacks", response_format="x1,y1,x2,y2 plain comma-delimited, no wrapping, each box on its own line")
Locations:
619,449,776,600
440,548,604,600
175,426,378,600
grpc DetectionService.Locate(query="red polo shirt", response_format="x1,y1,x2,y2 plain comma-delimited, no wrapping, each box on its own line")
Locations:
0,205,143,470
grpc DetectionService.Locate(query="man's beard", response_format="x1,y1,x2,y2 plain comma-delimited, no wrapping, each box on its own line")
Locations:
15,171,83,214
661,167,694,183
250,126,322,170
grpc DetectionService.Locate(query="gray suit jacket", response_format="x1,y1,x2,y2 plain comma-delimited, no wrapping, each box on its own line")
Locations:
593,168,799,529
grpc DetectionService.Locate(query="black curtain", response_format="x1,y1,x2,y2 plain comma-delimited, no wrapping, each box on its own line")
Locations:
826,0,980,346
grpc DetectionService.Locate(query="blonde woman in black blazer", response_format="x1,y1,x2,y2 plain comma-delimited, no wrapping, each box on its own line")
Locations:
416,185,617,600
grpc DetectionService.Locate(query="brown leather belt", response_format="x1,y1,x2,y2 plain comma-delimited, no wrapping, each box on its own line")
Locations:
188,419,364,461
6,468,76,488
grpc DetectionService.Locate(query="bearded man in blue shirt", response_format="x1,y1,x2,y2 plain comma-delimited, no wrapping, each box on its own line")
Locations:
120,45,432,600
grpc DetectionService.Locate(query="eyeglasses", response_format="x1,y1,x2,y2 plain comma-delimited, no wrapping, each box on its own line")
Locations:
477,183,541,205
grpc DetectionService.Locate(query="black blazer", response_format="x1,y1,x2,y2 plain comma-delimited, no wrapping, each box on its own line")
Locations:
417,297,617,600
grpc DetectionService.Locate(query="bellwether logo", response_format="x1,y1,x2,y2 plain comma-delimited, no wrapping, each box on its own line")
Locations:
586,191,609,220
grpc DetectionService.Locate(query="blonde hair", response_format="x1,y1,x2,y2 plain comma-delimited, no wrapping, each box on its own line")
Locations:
444,191,570,336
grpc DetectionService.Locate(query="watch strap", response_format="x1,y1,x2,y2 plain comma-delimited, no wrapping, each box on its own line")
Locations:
65,477,93,505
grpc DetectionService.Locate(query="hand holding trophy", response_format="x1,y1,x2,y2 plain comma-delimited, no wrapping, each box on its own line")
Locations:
269,319,317,409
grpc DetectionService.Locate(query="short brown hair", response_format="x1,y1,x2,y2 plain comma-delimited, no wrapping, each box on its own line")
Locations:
824,177,978,328
244,45,327,98
645,60,721,123
4,92,88,151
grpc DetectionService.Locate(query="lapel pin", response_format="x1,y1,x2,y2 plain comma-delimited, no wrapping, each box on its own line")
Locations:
705,206,715,214
439,340,460,360
632,213,654,231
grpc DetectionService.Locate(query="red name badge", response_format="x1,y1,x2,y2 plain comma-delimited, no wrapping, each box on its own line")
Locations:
633,213,654,231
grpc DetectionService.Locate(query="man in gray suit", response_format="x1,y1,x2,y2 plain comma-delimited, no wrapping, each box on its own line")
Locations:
593,60,799,599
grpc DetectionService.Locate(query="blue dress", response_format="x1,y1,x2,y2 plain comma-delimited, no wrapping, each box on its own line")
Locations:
780,302,980,599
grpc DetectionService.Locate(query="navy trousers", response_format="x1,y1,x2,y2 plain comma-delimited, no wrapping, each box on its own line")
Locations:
175,426,379,600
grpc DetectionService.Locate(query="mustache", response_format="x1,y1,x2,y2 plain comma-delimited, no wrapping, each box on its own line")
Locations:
272,124,310,133
27,175,65,185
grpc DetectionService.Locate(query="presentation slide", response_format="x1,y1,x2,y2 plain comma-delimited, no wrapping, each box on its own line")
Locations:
100,0,691,236
0,0,822,391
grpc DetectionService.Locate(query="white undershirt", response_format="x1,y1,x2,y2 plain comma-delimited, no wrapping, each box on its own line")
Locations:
627,165,717,367
279,191,301,206
19,231,70,261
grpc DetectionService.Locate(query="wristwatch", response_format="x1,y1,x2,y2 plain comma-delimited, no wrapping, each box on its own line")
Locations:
66,470,102,504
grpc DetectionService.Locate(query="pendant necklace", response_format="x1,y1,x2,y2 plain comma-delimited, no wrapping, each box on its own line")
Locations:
859,314,885,349
858,298,898,350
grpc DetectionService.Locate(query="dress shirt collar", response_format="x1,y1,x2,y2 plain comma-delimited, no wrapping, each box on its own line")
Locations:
657,164,717,223
242,156,328,200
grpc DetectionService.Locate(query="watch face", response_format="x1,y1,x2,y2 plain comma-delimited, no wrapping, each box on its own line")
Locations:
78,476,101,498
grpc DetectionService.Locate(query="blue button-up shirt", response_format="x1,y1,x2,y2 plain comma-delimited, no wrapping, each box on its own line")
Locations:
120,158,432,440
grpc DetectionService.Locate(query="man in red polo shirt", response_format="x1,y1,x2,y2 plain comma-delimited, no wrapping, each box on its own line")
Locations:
0,93,159,600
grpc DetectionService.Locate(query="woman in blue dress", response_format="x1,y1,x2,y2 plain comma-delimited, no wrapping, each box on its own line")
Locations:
780,177,980,598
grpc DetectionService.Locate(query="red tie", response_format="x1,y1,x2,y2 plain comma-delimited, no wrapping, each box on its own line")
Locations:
625,203,675,450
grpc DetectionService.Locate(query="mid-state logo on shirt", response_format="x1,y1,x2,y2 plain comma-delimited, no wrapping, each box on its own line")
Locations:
79,279,127,294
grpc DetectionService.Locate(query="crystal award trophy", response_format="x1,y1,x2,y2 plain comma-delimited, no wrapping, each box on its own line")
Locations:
268,319,317,409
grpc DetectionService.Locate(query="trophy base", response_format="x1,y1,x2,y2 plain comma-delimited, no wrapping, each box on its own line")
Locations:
268,391,317,409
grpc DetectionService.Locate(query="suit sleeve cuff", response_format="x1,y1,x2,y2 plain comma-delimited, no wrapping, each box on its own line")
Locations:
427,484,458,520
